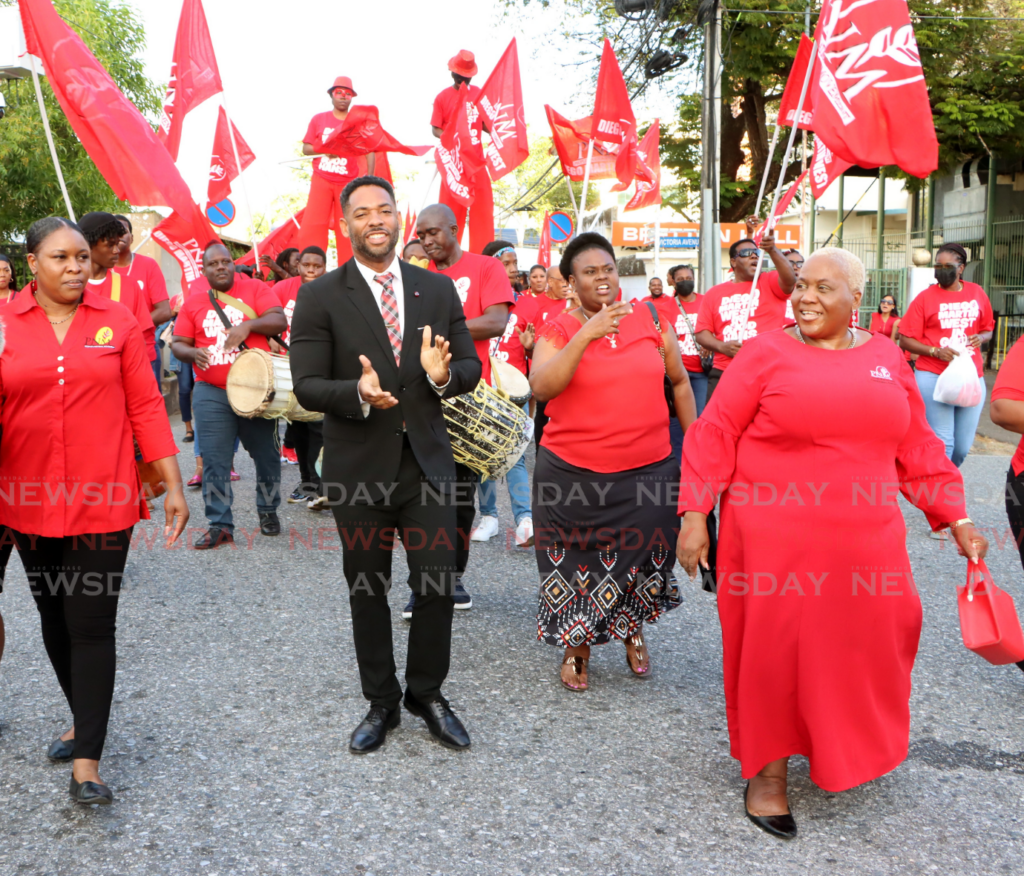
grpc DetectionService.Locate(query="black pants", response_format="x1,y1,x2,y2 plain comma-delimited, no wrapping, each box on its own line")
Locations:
1005,468,1024,572
705,368,725,404
12,527,133,761
454,461,477,576
292,420,324,496
332,442,457,709
534,400,549,449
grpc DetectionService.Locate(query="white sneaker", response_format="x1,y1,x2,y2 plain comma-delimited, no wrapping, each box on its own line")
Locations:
515,517,534,547
470,515,500,542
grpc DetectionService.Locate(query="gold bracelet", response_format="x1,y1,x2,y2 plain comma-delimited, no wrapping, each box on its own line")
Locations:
949,517,973,531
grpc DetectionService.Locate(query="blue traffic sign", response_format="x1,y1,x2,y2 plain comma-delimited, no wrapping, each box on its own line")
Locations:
549,211,574,243
660,236,699,250
207,198,236,227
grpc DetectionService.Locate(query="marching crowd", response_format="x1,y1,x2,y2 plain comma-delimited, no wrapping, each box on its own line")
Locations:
0,59,1020,846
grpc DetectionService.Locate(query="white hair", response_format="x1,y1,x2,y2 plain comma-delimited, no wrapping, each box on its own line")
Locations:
804,247,866,295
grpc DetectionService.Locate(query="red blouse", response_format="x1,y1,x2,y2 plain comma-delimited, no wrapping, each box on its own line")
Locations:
869,311,911,361
538,307,671,472
0,289,177,537
991,334,1024,476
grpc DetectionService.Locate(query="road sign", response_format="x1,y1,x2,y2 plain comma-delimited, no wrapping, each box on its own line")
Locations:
207,199,236,228
660,236,699,250
549,211,574,243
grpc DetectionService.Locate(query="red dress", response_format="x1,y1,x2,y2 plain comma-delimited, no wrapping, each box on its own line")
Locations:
869,312,912,361
678,330,966,792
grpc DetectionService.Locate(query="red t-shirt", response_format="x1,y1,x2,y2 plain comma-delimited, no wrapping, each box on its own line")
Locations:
492,292,539,377
432,252,515,384
639,294,705,374
431,85,484,154
869,312,912,361
114,253,169,353
992,335,1024,476
303,111,368,184
173,276,281,389
88,271,157,361
695,272,791,371
274,276,302,346
538,309,671,472
532,296,574,335
898,281,994,377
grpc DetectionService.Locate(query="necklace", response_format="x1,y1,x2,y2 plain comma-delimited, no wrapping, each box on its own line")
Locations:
33,291,78,325
578,307,617,348
795,325,856,349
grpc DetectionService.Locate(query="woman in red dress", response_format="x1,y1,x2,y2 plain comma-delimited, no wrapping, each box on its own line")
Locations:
870,294,912,362
530,233,696,691
677,247,988,838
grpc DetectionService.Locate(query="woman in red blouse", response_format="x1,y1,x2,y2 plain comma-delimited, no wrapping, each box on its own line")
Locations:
677,247,987,839
530,233,696,691
0,217,188,805
0,253,17,304
870,294,913,363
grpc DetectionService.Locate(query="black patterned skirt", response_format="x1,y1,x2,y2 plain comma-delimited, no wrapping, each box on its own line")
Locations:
533,447,682,648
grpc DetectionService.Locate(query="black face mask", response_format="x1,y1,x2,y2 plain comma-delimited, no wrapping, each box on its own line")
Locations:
935,265,959,288
675,280,695,296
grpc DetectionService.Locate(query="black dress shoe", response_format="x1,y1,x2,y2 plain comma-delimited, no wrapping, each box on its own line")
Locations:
744,783,797,839
349,705,400,754
403,692,470,750
69,778,113,805
46,737,75,762
194,528,234,550
259,512,281,536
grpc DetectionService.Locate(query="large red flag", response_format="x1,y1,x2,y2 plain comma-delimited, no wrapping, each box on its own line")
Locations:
236,210,305,267
778,35,815,130
545,106,618,182
811,0,937,177
753,169,808,246
592,38,635,147
321,106,431,157
158,0,223,161
152,202,221,296
403,206,418,246
19,0,195,217
538,211,551,269
207,106,255,206
624,122,661,212
477,38,529,180
809,136,853,199
435,100,485,208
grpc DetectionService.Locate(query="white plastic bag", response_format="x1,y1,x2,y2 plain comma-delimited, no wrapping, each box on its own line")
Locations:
933,348,983,407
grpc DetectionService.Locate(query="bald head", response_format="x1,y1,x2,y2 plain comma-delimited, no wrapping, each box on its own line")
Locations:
416,203,461,268
420,203,457,227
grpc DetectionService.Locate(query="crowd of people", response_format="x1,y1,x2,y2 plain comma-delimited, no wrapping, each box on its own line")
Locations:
0,59,1019,844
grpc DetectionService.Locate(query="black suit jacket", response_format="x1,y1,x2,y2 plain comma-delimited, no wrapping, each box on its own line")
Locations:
290,258,481,501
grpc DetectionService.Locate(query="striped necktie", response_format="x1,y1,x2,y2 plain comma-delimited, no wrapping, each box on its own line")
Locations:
374,272,401,365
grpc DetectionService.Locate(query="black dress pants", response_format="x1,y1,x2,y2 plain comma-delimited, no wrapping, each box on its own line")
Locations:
12,527,133,761
454,461,477,576
292,420,324,496
331,442,457,709
705,367,725,403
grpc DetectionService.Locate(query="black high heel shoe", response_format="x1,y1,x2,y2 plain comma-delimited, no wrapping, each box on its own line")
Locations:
744,782,797,839
46,737,75,762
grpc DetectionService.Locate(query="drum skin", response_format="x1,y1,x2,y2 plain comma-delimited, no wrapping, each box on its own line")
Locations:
226,349,323,422
490,358,531,406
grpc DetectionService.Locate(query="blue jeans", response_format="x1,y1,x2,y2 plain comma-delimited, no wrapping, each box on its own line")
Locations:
478,401,531,523
192,381,281,531
669,370,709,463
915,369,987,468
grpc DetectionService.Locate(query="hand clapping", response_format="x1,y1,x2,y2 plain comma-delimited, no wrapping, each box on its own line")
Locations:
420,325,451,386
357,355,398,409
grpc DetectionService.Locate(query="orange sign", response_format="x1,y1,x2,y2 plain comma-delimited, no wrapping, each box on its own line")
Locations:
612,221,802,250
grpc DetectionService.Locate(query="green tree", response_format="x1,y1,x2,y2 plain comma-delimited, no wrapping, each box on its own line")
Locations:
0,0,160,246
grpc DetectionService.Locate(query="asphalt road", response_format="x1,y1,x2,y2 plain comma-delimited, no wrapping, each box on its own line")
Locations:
0,419,1022,875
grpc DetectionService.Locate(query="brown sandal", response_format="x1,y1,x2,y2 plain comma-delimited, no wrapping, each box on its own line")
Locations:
561,654,588,692
625,632,651,677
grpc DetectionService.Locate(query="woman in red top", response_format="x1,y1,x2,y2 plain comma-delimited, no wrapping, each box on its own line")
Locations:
527,264,547,297
870,294,913,363
0,253,17,304
0,217,187,805
677,247,987,839
530,233,696,691
899,243,995,467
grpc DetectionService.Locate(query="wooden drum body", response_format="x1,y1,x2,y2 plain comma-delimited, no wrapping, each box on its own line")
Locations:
226,349,323,422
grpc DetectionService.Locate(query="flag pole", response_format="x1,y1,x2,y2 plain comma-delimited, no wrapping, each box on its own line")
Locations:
220,97,258,264
131,228,154,253
29,54,75,221
653,214,661,281
578,139,595,231
753,121,782,220
565,176,579,228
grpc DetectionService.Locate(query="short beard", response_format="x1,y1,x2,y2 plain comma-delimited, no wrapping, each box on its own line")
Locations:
352,227,400,263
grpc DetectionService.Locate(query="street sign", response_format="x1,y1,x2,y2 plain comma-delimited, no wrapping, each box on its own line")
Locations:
207,199,236,228
549,211,574,242
660,237,699,250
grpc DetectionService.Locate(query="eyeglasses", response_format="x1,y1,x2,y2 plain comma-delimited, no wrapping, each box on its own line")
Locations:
735,248,760,259
789,261,804,269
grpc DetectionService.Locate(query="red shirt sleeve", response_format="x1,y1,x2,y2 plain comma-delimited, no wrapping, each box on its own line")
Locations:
765,270,787,301
252,279,283,315
977,285,995,333
479,260,517,311
173,296,197,340
694,288,720,335
993,336,1024,402
430,91,447,129
121,317,178,464
897,292,926,342
142,256,169,307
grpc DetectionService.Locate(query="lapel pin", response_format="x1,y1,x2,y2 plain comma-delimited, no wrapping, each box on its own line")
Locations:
414,291,420,297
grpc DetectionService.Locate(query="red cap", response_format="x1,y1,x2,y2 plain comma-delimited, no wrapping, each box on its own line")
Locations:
328,76,357,97
447,50,477,78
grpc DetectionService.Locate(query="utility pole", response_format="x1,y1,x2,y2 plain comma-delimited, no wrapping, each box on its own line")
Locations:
699,1,721,293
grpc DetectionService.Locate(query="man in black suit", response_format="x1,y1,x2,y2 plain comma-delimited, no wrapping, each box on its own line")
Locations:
290,176,481,753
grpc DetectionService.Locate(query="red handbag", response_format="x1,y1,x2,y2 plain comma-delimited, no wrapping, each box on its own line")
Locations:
957,559,1024,665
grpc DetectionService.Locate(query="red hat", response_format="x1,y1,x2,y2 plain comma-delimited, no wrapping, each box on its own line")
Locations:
327,76,357,96
447,50,477,78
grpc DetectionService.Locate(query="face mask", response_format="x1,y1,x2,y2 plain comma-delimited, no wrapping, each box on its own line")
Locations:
935,265,959,288
675,280,695,296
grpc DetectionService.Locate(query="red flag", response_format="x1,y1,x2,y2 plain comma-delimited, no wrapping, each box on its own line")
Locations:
477,38,529,180
753,170,809,247
592,39,636,147
538,211,551,269
19,0,195,217
811,0,937,177
207,106,255,206
158,0,223,161
435,99,485,208
321,106,431,157
403,206,418,246
152,202,221,296
809,136,853,198
624,122,662,211
545,106,618,182
374,151,394,184
236,210,305,267
778,35,815,130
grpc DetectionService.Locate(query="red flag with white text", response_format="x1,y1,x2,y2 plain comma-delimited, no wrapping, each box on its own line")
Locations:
153,203,222,296
624,122,662,211
435,99,485,208
810,0,937,176
778,35,815,130
207,106,255,206
158,0,223,161
538,211,551,269
236,210,305,267
19,0,196,217
545,106,618,182
809,136,853,199
477,38,529,180
321,106,432,157
592,38,636,147
753,170,808,246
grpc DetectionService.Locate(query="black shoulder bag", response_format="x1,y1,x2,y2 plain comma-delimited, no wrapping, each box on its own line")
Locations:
644,301,676,418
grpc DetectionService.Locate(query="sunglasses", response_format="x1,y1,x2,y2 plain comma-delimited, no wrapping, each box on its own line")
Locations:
735,248,760,259
789,261,804,269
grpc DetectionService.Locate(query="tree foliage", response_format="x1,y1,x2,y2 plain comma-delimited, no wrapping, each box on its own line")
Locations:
0,0,160,246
